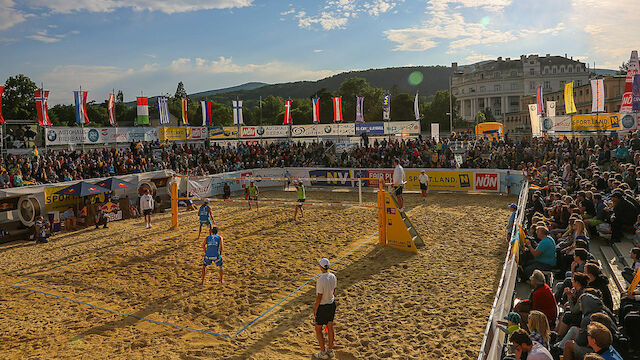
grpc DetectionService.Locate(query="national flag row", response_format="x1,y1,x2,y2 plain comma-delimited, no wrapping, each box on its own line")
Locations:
0,89,421,126
534,50,640,116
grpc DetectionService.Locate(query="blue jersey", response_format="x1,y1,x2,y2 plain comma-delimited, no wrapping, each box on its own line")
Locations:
205,234,221,258
199,205,210,221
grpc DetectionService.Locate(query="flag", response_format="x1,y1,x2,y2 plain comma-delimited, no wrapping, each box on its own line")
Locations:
0,86,4,124
591,79,605,113
536,87,544,115
528,104,541,137
136,97,149,125
232,100,243,125
414,92,420,120
201,100,212,126
633,74,640,111
181,98,188,125
564,82,576,114
312,97,320,123
107,93,116,126
157,96,170,125
355,96,364,123
621,50,640,113
283,100,292,125
74,91,89,124
35,89,52,126
383,94,391,120
332,97,343,122
546,101,556,117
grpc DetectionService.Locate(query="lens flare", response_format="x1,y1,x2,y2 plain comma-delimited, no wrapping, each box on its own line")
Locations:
480,16,491,26
408,71,424,86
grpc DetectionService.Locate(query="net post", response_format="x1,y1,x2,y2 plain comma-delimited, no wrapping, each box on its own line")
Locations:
171,182,178,229
358,178,362,206
377,180,386,245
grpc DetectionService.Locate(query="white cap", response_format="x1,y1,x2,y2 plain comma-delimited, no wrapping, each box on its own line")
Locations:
318,258,330,269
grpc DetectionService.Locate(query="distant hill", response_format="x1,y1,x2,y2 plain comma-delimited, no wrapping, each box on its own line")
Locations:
593,68,618,76
189,82,268,98
189,66,452,105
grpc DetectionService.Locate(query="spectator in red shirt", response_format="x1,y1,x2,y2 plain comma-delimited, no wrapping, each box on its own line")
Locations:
515,270,558,330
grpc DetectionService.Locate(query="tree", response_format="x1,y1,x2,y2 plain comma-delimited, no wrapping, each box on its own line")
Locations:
475,110,486,124
616,61,629,75
390,93,414,120
481,107,495,122
3,74,37,120
174,81,187,99
421,90,459,131
116,90,124,103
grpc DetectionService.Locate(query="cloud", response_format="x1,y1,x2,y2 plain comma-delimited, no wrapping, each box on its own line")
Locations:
0,0,32,30
289,0,399,30
40,56,343,105
568,0,640,69
313,49,323,53
23,0,253,14
26,30,64,43
462,51,498,64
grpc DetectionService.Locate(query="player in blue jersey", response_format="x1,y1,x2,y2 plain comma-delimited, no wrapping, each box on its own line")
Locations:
197,200,215,240
201,227,224,285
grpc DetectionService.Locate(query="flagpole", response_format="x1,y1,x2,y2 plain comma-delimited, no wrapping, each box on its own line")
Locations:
259,96,263,145
112,88,115,128
236,96,240,145
41,82,48,155
80,85,85,153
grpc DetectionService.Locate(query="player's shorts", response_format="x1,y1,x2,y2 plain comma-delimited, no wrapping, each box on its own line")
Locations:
420,183,427,190
315,301,336,325
200,218,212,226
143,209,152,216
248,196,257,201
203,255,223,269
297,198,305,207
394,186,403,195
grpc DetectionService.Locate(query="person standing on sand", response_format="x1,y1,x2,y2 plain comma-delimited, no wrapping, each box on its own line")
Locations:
418,170,429,202
294,181,306,221
247,181,259,210
313,258,337,359
201,227,223,285
197,200,215,240
140,188,154,228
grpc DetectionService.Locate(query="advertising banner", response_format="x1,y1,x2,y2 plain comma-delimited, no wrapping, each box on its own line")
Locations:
431,123,439,142
405,170,473,191
46,127,159,145
366,169,393,187
591,79,605,113
123,127,158,142
355,122,384,135
46,127,83,145
159,127,188,141
528,104,541,137
474,172,499,192
541,116,572,132
309,169,357,187
570,113,636,131
384,121,420,135
209,126,239,139
290,124,355,137
100,201,122,222
239,125,290,138
44,185,109,212
189,127,208,140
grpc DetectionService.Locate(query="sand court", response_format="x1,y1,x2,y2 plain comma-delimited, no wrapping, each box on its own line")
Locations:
0,191,509,359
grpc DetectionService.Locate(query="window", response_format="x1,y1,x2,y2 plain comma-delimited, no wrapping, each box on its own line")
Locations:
568,66,573,73
494,72,500,79
494,108,501,116
530,68,535,75
544,81,551,89
480,73,484,80
560,66,565,73
553,67,557,74
495,84,502,92
529,81,535,90
575,80,581,87
479,86,486,92
586,88,590,94
511,83,518,90
511,71,517,77
579,90,583,96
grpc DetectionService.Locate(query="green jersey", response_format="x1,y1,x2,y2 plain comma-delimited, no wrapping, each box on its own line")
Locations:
248,185,257,197
297,185,305,200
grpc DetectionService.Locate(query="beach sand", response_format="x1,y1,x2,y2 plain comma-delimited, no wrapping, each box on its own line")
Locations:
0,190,510,359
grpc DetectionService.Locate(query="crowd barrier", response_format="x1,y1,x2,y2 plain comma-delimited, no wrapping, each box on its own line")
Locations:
477,180,529,360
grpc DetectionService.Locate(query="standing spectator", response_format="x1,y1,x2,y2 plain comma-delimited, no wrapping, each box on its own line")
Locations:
223,182,231,199
392,158,406,210
140,188,154,228
418,170,429,202
507,203,517,242
505,170,513,195
313,258,337,360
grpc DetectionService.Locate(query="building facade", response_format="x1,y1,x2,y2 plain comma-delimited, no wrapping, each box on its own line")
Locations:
503,75,626,135
452,54,590,124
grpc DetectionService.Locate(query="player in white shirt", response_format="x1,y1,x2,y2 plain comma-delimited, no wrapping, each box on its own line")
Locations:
139,188,155,228
313,258,337,359
418,170,429,202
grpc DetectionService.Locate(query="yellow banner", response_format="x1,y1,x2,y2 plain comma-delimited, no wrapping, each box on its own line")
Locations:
159,127,189,141
44,186,108,212
564,82,577,114
406,170,473,191
571,113,621,131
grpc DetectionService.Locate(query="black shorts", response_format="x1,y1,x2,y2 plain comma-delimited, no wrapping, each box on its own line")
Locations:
394,186,403,195
420,183,427,190
297,198,305,207
315,302,336,325
143,209,152,216
248,196,257,201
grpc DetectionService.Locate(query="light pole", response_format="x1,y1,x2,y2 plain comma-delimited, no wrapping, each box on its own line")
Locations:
448,76,453,132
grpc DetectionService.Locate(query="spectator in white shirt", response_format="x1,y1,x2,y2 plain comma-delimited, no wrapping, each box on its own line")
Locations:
393,158,406,210
139,188,155,228
510,329,553,360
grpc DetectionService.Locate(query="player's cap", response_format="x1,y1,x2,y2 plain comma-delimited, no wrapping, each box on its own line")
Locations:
508,203,517,210
318,258,330,269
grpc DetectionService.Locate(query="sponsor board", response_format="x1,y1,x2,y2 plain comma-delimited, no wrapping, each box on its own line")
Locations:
291,124,355,137
384,121,420,135
159,127,188,141
46,127,159,145
44,185,109,212
475,173,499,191
240,126,289,138
366,169,393,187
355,122,384,135
100,201,123,221
541,116,572,132
570,113,630,131
209,126,239,139
309,169,356,187
189,127,208,140
406,170,473,191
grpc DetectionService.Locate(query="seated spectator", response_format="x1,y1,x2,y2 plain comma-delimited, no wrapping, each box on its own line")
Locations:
515,270,557,330
585,322,623,360
508,328,553,360
621,247,640,284
522,226,557,279
95,206,108,229
33,215,48,243
556,273,589,339
528,310,551,350
584,263,613,311
60,207,77,231
563,292,605,360
609,191,637,242
0,168,9,188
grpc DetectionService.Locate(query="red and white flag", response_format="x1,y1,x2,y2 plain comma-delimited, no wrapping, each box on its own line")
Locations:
333,97,343,122
312,97,320,123
283,100,292,125
0,86,5,124
107,93,116,125
35,89,52,126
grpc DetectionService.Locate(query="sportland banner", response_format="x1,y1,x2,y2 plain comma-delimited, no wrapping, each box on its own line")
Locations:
46,127,159,145
571,113,637,131
621,50,640,113
159,127,208,141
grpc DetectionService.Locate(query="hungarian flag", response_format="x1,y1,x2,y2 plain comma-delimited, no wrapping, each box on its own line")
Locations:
181,98,188,125
74,91,89,124
332,97,343,122
283,100,292,125
201,100,212,126
312,97,320,123
107,93,116,126
0,86,5,124
35,89,52,126
136,97,149,125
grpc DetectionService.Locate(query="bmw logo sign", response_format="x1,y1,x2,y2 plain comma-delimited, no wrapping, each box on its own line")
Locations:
542,117,553,131
47,130,57,142
88,129,99,142
257,127,265,135
324,126,332,134
622,114,636,129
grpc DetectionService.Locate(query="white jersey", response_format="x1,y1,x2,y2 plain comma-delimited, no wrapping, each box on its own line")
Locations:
418,173,429,185
140,194,154,211
393,164,406,187
316,272,337,305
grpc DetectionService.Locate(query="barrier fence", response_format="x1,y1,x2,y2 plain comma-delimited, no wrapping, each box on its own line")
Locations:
477,180,529,360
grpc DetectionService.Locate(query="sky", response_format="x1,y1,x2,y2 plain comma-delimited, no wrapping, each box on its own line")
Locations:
1,0,638,105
